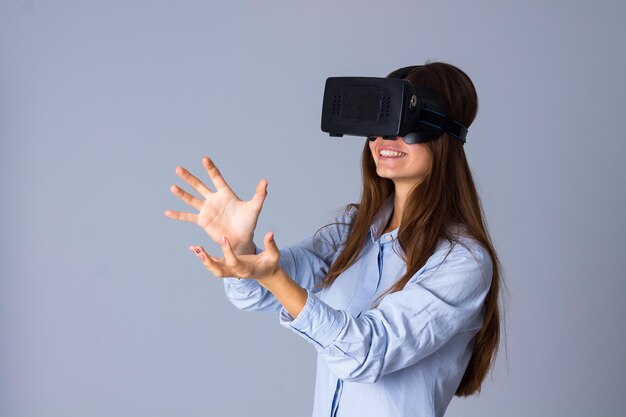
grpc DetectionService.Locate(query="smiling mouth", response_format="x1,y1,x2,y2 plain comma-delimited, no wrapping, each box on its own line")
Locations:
379,151,407,159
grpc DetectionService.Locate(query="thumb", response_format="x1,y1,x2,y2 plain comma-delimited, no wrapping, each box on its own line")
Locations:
250,178,268,210
263,230,279,255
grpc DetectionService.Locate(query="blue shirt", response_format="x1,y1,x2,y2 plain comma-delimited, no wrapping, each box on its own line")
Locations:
223,193,493,417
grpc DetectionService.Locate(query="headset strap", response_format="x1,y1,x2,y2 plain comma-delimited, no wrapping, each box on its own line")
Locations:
420,108,468,143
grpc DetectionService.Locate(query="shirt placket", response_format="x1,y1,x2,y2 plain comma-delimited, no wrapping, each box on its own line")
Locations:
344,242,383,318
331,233,391,417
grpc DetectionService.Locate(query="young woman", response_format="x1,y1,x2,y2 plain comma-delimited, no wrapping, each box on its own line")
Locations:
165,62,502,417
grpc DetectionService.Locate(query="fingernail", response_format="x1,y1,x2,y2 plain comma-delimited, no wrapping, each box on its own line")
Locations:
221,236,226,245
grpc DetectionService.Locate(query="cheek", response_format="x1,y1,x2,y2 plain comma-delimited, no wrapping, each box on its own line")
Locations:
408,151,431,173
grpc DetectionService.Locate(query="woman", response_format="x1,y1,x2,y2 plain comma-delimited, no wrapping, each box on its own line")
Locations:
164,61,502,417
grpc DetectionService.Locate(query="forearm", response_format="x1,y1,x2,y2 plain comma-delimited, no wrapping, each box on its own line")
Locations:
259,268,308,320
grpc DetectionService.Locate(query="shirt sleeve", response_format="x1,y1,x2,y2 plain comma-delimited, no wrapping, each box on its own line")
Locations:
223,207,356,314
278,240,493,383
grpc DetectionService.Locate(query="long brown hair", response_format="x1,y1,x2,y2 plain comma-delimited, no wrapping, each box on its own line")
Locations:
312,61,505,396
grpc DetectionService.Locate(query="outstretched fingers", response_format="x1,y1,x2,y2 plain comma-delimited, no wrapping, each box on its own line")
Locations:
220,236,239,266
190,242,247,279
219,236,253,277
164,210,198,223
202,156,232,192
190,245,224,277
170,184,203,210
175,166,212,198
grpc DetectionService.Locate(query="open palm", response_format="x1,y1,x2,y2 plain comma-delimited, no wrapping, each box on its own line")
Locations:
164,156,268,251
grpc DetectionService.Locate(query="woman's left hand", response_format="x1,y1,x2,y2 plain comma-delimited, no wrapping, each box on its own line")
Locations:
189,230,282,282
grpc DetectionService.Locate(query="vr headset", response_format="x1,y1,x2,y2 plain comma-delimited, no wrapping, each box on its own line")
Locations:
320,76,468,145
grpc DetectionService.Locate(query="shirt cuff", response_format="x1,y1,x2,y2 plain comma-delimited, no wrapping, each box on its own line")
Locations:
279,288,347,349
223,277,260,292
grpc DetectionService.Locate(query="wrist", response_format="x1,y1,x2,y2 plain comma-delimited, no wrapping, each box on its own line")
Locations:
258,268,308,320
231,240,256,256
258,267,289,291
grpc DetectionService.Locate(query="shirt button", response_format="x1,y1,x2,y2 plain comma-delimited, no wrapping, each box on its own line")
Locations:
384,235,392,241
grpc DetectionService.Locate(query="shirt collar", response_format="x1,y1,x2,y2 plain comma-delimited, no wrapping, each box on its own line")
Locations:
369,193,396,243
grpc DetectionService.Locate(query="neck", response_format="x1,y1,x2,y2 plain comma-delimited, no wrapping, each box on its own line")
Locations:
390,180,420,229
384,192,405,232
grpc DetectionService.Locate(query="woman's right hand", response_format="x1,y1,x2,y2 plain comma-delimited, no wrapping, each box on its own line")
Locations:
164,156,268,253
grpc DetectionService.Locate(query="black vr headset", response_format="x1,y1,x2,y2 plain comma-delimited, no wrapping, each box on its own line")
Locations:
320,69,468,145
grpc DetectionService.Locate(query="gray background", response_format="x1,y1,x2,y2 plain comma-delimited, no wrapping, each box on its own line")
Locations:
1,0,625,416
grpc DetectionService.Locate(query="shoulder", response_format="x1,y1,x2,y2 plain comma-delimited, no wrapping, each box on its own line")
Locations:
342,204,359,220
310,203,358,249
454,237,493,283
418,232,493,293
325,203,359,231
443,224,491,269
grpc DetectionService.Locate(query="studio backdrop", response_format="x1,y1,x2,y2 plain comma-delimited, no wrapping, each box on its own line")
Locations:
1,1,625,416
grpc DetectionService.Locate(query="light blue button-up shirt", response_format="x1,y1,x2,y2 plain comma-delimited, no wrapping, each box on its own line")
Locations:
223,193,493,417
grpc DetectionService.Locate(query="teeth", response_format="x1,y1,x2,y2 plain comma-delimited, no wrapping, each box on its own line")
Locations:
380,150,406,157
